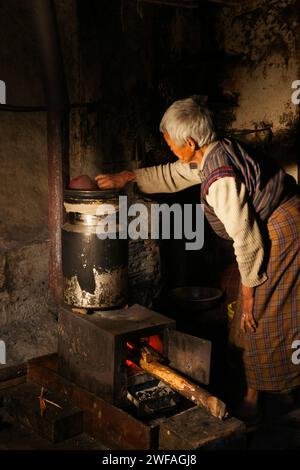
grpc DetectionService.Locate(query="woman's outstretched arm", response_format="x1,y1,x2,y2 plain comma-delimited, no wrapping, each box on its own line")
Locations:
95,161,202,193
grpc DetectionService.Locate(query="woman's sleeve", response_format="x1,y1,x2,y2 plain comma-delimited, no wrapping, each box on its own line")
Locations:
206,176,268,287
133,161,202,193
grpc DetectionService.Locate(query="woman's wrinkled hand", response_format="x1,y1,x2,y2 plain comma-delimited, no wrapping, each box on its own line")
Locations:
95,171,135,189
240,285,257,333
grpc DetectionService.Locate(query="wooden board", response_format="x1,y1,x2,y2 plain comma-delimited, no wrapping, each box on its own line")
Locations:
0,354,57,391
0,362,27,391
27,354,158,450
6,382,83,443
159,405,246,449
0,376,26,391
0,363,27,382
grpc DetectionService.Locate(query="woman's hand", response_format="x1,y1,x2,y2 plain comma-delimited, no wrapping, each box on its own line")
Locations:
240,285,257,333
95,171,136,189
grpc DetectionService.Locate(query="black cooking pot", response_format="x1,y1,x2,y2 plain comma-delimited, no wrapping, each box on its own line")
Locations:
62,188,128,310
168,286,225,311
164,286,226,339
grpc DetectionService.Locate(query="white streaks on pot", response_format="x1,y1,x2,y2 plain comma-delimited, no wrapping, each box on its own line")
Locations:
64,266,127,308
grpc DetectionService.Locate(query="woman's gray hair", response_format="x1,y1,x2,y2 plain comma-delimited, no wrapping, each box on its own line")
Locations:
159,96,217,148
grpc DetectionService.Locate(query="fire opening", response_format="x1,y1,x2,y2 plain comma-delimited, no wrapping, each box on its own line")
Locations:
126,334,164,374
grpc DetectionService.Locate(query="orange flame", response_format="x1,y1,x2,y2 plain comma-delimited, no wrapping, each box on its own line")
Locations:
148,335,163,354
125,335,163,374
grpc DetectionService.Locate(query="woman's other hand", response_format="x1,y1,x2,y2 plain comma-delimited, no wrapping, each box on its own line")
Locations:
95,171,136,189
240,285,257,333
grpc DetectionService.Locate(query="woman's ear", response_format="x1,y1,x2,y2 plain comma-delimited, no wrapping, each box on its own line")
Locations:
186,137,197,151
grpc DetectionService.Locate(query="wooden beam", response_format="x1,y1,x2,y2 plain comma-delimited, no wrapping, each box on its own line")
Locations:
0,363,27,390
159,406,246,449
0,363,27,383
0,376,26,391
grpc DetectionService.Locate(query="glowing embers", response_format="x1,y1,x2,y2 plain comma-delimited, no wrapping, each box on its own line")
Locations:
126,334,164,375
127,379,180,418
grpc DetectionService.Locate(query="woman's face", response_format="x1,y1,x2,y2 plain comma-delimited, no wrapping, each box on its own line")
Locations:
163,132,196,163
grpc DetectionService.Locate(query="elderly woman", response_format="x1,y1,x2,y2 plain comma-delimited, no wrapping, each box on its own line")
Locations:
95,96,300,421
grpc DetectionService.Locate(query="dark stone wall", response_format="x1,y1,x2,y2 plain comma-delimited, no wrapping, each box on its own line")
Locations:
214,0,300,180
69,0,216,177
0,0,47,240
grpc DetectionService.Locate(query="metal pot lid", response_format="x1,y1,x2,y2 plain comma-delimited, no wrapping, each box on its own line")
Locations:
64,188,123,202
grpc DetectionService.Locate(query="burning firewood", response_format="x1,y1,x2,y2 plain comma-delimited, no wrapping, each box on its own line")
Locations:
127,340,227,420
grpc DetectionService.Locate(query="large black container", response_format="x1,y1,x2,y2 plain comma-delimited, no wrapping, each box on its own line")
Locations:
62,189,128,309
163,286,226,340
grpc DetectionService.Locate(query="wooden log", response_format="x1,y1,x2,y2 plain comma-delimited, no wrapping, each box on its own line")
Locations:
139,352,227,420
